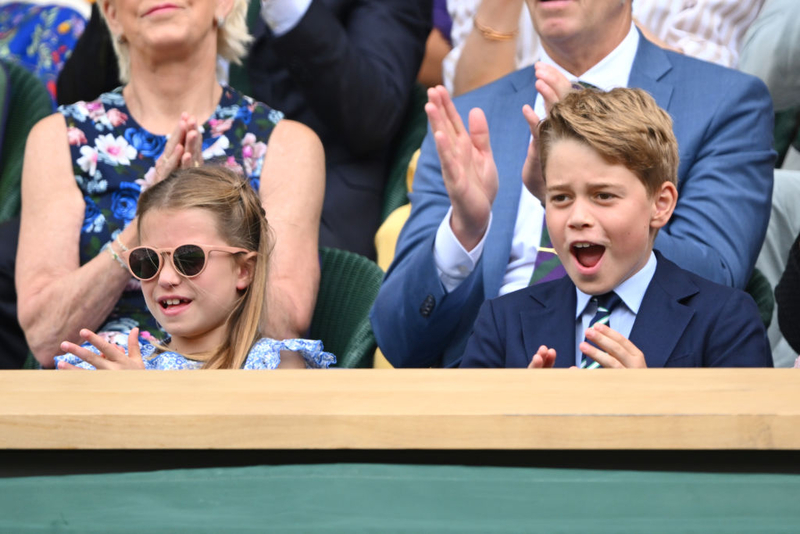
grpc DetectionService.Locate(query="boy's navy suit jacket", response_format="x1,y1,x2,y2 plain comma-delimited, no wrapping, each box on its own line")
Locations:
460,252,773,368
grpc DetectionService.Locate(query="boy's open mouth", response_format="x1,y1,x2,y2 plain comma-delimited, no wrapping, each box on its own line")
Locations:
572,243,605,269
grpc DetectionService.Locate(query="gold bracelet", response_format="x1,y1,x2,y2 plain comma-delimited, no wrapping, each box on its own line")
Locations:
473,17,518,42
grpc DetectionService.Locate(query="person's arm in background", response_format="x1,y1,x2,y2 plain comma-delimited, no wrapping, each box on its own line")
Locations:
261,0,431,157
258,119,325,340
16,115,198,367
633,0,765,68
451,0,524,96
16,116,139,366
417,0,453,88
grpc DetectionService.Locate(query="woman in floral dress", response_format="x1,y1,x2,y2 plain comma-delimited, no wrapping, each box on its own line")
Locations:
16,0,324,368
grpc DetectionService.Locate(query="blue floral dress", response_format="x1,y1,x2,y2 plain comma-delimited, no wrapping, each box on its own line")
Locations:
54,333,336,370
58,85,284,340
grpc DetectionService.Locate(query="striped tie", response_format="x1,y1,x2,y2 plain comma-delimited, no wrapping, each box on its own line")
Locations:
581,292,622,369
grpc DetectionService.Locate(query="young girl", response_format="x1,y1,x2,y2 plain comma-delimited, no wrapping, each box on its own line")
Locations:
55,166,335,370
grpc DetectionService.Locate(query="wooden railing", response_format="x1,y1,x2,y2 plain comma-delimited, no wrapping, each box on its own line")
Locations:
1,369,798,450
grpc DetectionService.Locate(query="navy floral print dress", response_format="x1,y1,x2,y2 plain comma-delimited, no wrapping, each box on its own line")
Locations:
58,85,283,340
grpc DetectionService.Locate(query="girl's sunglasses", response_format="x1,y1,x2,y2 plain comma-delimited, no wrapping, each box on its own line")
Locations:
123,244,250,281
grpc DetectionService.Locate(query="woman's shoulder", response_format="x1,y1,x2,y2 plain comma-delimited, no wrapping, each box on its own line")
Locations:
243,337,337,370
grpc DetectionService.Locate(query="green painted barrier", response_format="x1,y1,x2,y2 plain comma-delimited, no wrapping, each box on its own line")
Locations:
0,463,798,532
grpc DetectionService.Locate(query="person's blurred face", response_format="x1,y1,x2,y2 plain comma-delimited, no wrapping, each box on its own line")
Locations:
526,0,631,54
102,0,231,56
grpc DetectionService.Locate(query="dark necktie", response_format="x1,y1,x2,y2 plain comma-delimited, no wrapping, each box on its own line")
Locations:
580,292,622,369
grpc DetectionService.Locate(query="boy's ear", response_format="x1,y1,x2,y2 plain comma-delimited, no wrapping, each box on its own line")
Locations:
235,252,257,291
650,181,678,230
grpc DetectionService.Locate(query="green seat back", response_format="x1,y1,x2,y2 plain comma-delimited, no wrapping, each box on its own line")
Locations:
746,267,774,329
309,247,384,368
380,83,428,222
0,60,53,223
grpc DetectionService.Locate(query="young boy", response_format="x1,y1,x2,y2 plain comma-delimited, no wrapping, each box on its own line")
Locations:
460,88,773,369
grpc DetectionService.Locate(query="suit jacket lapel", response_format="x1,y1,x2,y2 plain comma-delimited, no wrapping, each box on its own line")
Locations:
520,277,577,368
629,254,698,367
482,67,538,299
628,33,674,112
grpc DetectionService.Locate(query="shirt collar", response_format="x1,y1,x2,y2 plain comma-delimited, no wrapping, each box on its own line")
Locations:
539,22,640,91
575,251,658,319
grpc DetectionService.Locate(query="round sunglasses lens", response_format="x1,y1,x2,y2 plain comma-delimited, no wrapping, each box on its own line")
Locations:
129,248,160,280
173,245,206,277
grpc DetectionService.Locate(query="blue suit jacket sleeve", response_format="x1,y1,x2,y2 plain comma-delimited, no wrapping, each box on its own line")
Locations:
649,52,775,289
702,286,773,367
370,72,532,368
268,0,431,156
370,124,488,368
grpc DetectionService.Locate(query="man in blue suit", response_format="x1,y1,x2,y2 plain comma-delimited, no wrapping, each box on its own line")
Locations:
371,0,775,368
460,88,771,369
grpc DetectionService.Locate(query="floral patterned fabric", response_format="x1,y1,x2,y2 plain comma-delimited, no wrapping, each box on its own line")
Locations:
58,85,283,340
54,333,337,370
0,1,88,103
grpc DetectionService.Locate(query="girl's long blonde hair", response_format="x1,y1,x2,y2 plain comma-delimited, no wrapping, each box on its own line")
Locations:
136,166,271,369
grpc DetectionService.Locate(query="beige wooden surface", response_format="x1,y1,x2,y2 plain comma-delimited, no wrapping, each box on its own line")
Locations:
0,369,798,450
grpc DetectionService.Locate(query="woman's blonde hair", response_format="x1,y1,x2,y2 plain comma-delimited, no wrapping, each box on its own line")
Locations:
136,166,271,369
98,0,252,83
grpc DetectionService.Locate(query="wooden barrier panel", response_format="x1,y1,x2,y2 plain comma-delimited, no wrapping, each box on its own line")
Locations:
0,369,798,450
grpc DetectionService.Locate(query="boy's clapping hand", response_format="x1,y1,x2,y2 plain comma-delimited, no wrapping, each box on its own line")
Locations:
527,345,557,369
580,324,648,368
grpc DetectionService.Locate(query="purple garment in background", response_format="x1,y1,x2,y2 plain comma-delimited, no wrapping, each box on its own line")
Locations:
433,0,452,44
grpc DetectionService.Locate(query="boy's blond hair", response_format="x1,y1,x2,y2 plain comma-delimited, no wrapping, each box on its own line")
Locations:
537,87,679,197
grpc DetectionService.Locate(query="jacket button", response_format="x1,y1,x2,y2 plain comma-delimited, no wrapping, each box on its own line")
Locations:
419,295,436,318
